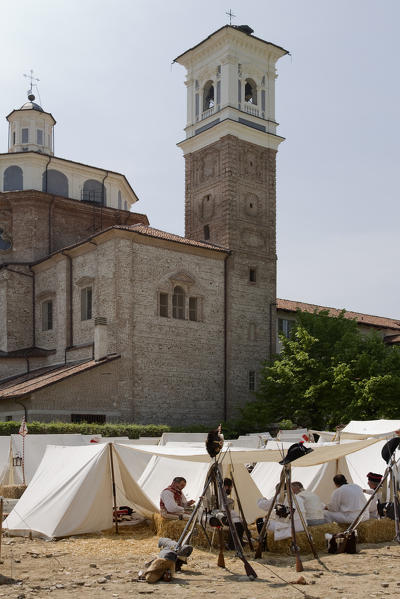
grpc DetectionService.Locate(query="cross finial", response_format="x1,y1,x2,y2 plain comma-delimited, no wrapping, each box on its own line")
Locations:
226,9,236,26
23,69,40,94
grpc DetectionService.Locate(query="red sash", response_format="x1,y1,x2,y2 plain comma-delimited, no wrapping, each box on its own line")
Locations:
160,484,183,513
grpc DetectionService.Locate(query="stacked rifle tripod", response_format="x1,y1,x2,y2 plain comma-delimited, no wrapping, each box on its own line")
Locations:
174,457,258,578
254,462,324,571
339,437,400,546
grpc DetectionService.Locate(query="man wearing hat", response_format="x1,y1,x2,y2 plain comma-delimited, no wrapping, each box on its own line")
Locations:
363,472,383,519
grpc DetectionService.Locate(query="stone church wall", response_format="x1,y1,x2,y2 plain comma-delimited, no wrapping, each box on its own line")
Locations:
0,265,33,353
184,134,277,418
0,191,147,265
129,239,226,425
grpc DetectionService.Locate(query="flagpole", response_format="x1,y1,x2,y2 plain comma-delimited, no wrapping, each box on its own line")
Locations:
18,417,28,485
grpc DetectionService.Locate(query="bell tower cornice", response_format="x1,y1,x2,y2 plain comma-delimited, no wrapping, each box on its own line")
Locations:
174,25,289,154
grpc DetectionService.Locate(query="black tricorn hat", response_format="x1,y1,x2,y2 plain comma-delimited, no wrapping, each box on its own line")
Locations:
381,437,400,464
206,425,224,458
279,441,313,465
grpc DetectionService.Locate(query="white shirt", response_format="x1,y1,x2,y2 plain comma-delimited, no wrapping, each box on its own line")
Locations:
327,483,366,515
258,494,305,525
298,489,324,521
257,494,305,540
364,488,382,519
160,488,189,515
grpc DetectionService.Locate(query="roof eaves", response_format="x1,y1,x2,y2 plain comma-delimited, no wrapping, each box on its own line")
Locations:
174,25,289,63
120,225,231,254
0,354,121,399
0,151,138,201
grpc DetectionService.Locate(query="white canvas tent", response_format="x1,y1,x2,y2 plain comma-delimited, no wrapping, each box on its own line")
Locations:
121,444,265,524
121,439,377,523
0,436,11,483
252,438,382,504
311,420,400,443
1,434,94,485
342,420,400,439
158,432,207,445
3,443,158,538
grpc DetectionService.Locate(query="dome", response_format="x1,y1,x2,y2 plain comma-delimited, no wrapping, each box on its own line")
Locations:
19,101,44,112
19,93,43,112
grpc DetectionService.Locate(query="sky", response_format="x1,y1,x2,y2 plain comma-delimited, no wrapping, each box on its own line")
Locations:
1,0,399,318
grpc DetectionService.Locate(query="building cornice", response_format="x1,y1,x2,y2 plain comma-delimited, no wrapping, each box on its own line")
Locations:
0,151,139,202
177,118,284,154
174,25,289,67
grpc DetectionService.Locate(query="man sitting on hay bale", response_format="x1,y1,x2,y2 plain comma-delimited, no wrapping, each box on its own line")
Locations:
363,472,383,520
324,474,368,523
291,481,326,526
160,476,195,520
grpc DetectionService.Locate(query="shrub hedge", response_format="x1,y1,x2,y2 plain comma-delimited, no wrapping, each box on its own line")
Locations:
0,421,241,439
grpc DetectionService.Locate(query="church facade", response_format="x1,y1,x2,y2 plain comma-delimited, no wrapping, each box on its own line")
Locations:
0,25,288,425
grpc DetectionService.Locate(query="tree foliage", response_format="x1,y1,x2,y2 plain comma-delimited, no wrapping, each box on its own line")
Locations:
239,309,400,431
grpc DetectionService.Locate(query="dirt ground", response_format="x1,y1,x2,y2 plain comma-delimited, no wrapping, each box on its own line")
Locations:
2,523,400,599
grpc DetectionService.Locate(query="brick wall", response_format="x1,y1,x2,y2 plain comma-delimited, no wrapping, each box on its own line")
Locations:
0,266,33,354
184,134,277,417
0,190,148,265
129,239,226,425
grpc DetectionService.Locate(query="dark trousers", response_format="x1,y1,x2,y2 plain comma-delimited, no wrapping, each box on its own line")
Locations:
227,522,244,550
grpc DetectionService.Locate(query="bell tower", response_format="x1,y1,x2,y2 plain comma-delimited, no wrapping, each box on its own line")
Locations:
175,25,288,418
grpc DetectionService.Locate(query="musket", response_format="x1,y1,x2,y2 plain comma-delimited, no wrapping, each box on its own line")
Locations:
291,487,325,567
230,468,254,550
284,465,303,572
212,469,225,568
254,469,285,558
215,466,257,578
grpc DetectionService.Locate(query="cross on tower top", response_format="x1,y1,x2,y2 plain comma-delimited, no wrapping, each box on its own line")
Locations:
23,69,40,96
225,9,236,25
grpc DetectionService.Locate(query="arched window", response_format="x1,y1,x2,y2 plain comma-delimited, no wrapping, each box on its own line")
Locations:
244,78,257,104
172,286,185,320
203,80,215,111
3,165,23,191
82,179,106,205
118,191,122,210
42,169,69,197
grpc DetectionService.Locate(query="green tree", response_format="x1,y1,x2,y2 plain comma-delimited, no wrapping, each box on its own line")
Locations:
239,309,400,431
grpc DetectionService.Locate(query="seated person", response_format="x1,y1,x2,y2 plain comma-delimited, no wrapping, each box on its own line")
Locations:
257,483,305,540
160,476,195,520
291,481,326,526
363,472,383,520
324,474,368,523
223,477,244,549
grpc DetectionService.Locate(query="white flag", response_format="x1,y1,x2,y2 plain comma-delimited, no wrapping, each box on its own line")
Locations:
19,418,28,437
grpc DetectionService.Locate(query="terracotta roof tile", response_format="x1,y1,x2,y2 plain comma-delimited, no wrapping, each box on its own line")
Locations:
277,298,400,332
384,334,400,345
116,224,230,253
0,355,120,399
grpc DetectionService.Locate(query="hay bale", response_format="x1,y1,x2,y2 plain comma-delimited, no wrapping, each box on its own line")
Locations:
152,513,228,549
0,484,26,499
357,518,396,544
264,522,341,554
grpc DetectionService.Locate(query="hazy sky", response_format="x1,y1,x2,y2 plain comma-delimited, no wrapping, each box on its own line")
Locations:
1,0,399,318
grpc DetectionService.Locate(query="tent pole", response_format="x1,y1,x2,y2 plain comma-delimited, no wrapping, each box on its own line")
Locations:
109,444,119,535
229,468,254,550
284,465,303,572
254,468,285,558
